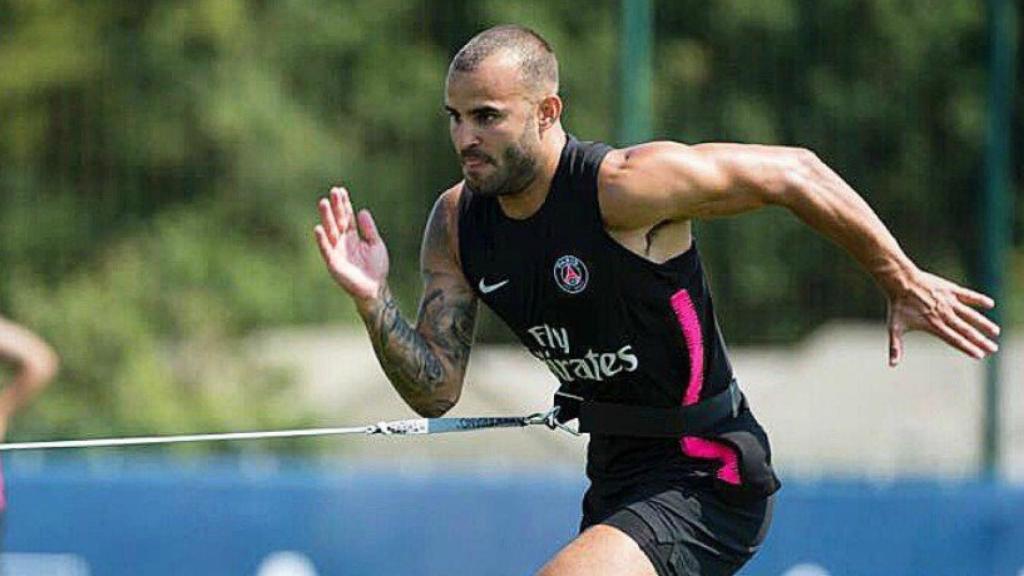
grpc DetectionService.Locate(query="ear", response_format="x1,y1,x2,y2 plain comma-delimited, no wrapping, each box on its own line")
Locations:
537,94,562,132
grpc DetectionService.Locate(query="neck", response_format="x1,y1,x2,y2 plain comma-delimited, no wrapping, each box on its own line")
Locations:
496,127,567,220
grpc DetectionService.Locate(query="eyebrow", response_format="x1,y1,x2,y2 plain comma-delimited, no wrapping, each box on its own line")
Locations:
443,105,504,116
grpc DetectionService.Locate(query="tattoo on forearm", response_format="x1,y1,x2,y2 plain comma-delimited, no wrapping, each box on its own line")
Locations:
363,192,477,415
418,285,476,367
366,283,476,413
370,288,445,395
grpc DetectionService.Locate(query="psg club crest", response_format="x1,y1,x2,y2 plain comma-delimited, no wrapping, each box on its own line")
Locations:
553,255,589,294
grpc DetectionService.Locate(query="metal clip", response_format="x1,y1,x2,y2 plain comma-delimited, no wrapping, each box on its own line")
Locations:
525,406,580,437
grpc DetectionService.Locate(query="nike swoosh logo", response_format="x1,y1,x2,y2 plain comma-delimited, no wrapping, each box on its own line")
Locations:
478,278,510,294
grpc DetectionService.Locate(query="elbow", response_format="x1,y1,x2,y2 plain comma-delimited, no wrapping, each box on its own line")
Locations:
776,147,822,206
794,147,823,174
409,383,461,417
412,396,458,418
23,347,59,389
39,346,60,382
44,347,60,379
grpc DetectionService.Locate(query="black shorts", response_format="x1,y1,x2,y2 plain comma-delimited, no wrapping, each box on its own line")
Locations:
581,481,773,576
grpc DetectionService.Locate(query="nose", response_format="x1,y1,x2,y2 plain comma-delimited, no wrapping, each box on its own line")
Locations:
451,121,480,154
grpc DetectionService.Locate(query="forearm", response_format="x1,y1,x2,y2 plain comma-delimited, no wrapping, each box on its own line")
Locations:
778,152,918,295
358,285,459,418
0,371,51,419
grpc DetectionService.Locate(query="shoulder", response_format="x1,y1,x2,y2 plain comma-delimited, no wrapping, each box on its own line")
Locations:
597,141,701,190
597,142,694,230
433,182,465,221
437,181,465,207
423,182,467,270
433,181,467,240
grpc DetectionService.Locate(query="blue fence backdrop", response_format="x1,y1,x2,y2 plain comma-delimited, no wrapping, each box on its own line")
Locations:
3,456,1023,575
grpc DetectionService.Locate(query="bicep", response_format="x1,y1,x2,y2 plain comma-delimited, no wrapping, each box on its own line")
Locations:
415,191,479,375
415,271,477,374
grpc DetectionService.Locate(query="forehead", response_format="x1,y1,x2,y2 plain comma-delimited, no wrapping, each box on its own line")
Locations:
445,53,532,108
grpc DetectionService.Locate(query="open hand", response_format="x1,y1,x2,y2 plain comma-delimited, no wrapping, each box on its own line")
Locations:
314,186,389,309
887,269,1000,366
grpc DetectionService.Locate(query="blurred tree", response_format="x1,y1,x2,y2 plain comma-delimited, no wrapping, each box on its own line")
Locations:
0,0,455,444
652,0,1011,341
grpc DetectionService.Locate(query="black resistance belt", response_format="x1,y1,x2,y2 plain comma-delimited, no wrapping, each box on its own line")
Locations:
554,380,744,438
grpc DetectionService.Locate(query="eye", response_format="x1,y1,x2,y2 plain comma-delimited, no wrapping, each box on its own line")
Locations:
476,111,500,125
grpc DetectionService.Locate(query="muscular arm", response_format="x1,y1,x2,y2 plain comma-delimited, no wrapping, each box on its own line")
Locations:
355,190,478,417
599,141,1000,364
0,317,59,430
601,143,911,284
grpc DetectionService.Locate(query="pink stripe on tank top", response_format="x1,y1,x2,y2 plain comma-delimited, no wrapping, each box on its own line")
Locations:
670,290,741,485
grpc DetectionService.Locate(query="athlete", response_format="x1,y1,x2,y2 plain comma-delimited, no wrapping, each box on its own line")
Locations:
314,25,1000,576
0,316,59,542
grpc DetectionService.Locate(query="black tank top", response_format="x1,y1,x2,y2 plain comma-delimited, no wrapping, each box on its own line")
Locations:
458,136,764,486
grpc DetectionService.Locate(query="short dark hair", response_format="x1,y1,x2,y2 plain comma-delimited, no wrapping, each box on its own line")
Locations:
449,25,559,94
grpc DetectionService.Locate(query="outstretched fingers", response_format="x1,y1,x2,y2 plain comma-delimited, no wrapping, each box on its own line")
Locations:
887,272,1002,366
953,300,1001,339
933,320,986,360
940,306,998,357
942,280,1000,357
316,186,360,267
951,283,995,309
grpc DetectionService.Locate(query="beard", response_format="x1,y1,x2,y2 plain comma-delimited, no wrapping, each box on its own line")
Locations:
463,127,540,198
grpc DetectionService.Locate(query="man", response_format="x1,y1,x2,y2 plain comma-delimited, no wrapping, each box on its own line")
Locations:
314,25,1000,576
0,316,59,538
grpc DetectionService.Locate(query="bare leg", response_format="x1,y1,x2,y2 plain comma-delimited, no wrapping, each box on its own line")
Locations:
536,524,657,576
